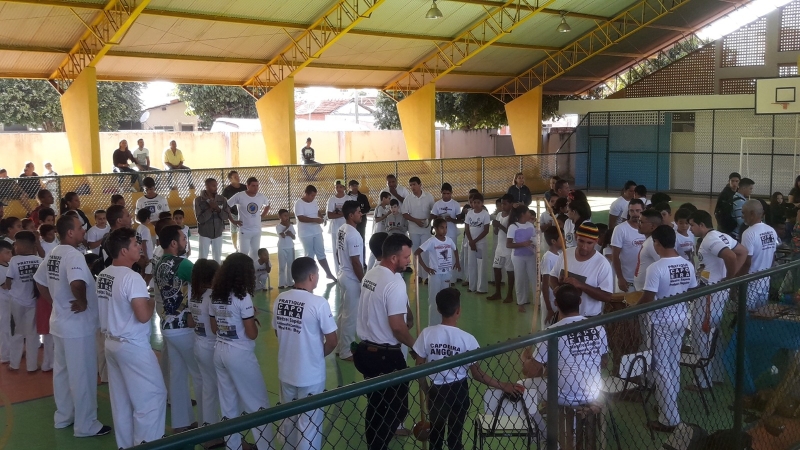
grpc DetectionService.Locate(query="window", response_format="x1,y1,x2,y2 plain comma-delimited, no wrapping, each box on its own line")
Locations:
154,126,175,132
722,17,766,67
720,78,757,95
779,64,798,77
780,1,800,51
180,124,194,132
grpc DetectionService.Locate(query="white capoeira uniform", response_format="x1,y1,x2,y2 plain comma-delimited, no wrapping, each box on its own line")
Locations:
327,194,350,276
402,190,434,279
508,221,537,306
610,221,645,292
6,254,43,372
335,222,364,359
465,208,491,293
741,223,779,311
210,292,273,450
276,223,296,288
33,244,104,436
97,265,167,448
0,263,11,362
273,288,337,450
431,199,460,282
295,198,327,263
692,230,737,388
189,288,220,426
643,256,696,427
418,236,457,326
228,191,269,262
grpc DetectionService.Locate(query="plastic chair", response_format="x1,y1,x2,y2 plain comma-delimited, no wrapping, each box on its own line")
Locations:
601,350,656,441
679,327,720,414
473,388,539,450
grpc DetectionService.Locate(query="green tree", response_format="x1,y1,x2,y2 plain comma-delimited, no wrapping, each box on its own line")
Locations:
0,79,143,132
175,85,257,128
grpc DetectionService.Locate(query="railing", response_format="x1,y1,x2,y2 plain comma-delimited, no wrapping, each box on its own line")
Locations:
132,260,800,450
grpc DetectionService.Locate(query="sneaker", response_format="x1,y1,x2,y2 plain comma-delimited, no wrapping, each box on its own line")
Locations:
94,425,113,436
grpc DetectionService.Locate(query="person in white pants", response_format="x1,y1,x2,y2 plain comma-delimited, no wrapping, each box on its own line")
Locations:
3,232,43,372
0,240,12,363
273,257,338,450
97,228,166,448
335,201,365,360
33,215,111,437
153,224,202,432
464,194,491,294
507,205,537,313
188,259,223,433
415,218,460,326
194,178,235,263
327,180,352,276
210,253,273,450
276,209,296,289
638,225,696,433
430,184,461,282
689,210,746,388
294,185,337,281
228,177,270,262
739,200,780,310
401,177,434,280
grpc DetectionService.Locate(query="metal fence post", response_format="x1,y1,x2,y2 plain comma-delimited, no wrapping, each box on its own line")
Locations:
547,336,559,450
733,281,748,447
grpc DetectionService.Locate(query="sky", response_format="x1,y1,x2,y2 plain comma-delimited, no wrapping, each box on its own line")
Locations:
140,0,793,108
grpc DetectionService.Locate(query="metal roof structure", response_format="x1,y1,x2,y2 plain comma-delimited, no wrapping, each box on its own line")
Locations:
0,0,751,99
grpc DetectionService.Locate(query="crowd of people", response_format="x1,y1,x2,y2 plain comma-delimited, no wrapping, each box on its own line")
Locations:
0,167,789,449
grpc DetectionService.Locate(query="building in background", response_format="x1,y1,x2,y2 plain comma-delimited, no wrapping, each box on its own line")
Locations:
140,99,200,132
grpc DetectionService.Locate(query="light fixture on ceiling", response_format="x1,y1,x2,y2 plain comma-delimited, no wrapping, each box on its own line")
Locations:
426,0,443,19
556,11,571,33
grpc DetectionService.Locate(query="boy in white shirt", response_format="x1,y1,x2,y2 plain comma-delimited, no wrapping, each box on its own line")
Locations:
135,208,154,286
255,248,272,291
135,177,170,218
276,209,296,289
414,288,522,450
39,224,59,257
540,227,562,328
327,180,351,275
673,208,696,263
0,240,12,363
3,231,43,371
488,194,513,302
464,193,490,294
368,192,392,270
86,209,109,255
273,257,338,450
415,218,460,326
173,210,191,258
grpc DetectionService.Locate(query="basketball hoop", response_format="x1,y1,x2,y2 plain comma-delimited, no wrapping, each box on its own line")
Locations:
774,102,790,110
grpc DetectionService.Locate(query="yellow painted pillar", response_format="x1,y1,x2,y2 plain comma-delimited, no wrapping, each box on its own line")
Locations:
505,85,543,155
60,67,101,174
255,77,297,165
397,83,436,160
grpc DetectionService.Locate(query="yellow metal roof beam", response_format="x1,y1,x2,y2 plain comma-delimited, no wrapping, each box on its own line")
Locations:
383,0,556,100
491,0,693,103
47,0,151,93
242,0,386,99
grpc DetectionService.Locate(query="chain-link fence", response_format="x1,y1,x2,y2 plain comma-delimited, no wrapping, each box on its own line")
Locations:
132,261,800,450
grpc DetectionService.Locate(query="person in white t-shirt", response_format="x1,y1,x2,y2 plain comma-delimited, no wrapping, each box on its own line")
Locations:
273,257,338,450
521,284,609,440
549,222,613,317
209,253,273,450
0,240,11,363
353,234,416,450
507,205,538,313
563,199,591,249
335,201,365,360
327,180,352,276
96,228,166,448
430,184,461,274
611,199,645,292
416,218,461,326
608,180,637,233
33,215,111,437
464,193,491,293
638,225,697,433
380,174,409,204
368,192,392,270
540,227,562,328
737,200,780,310
135,208,154,286
402,177,435,280
673,208,696,263
275,209,296,289
294,185,337,281
132,138,156,171
413,288,522,450
135,177,170,219
86,210,109,255
633,209,663,292
689,210,747,388
186,259,223,435
254,248,272,291
3,231,43,372
227,176,270,262
488,195,514,302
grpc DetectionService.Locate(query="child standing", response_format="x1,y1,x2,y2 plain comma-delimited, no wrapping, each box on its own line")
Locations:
255,248,272,291
369,193,391,270
1,217,22,244
540,227,562,327
385,199,407,236
413,288,522,450
276,209,296,289
456,189,480,285
86,209,110,255
507,205,537,313
488,195,514,302
3,231,43,371
135,208,154,286
415,218,461,326
0,240,12,363
673,208,696,262
135,177,170,219
489,198,503,276
431,184,460,281
464,193,490,294
173,210,191,258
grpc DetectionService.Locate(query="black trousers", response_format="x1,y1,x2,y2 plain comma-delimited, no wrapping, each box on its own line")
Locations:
353,341,409,450
428,378,470,450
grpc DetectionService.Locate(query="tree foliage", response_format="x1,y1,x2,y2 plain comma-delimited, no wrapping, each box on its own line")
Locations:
0,79,143,132
175,85,257,128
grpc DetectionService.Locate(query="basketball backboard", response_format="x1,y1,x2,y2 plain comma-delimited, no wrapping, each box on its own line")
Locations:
756,77,800,114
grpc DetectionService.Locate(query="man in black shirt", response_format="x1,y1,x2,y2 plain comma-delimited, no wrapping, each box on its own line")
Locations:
348,180,371,262
221,170,247,252
714,172,740,235
112,140,140,191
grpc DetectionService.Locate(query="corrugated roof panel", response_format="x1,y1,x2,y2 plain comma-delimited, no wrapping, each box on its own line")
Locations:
0,2,96,48
295,67,401,88
456,46,546,75
315,34,435,69
496,16,599,46
354,0,486,40
146,0,332,26
436,73,511,92
95,56,260,83
0,50,64,77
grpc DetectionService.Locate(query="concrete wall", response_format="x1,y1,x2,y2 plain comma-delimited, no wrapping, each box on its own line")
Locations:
439,130,495,158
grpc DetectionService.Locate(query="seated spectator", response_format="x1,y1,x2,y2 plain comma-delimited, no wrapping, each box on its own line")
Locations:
0,168,31,213
132,138,157,171
18,162,41,199
41,161,58,193
112,139,141,190
163,140,193,190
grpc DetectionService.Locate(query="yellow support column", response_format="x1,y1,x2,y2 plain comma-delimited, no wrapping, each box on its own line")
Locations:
504,85,543,155
255,77,297,166
397,83,436,160
60,67,101,174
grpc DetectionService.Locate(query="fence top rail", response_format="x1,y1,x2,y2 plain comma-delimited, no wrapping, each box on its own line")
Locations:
130,259,800,450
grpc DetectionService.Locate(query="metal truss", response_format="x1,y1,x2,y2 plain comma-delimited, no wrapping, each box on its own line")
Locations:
491,0,692,103
382,0,556,101
241,0,386,99
48,0,151,94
